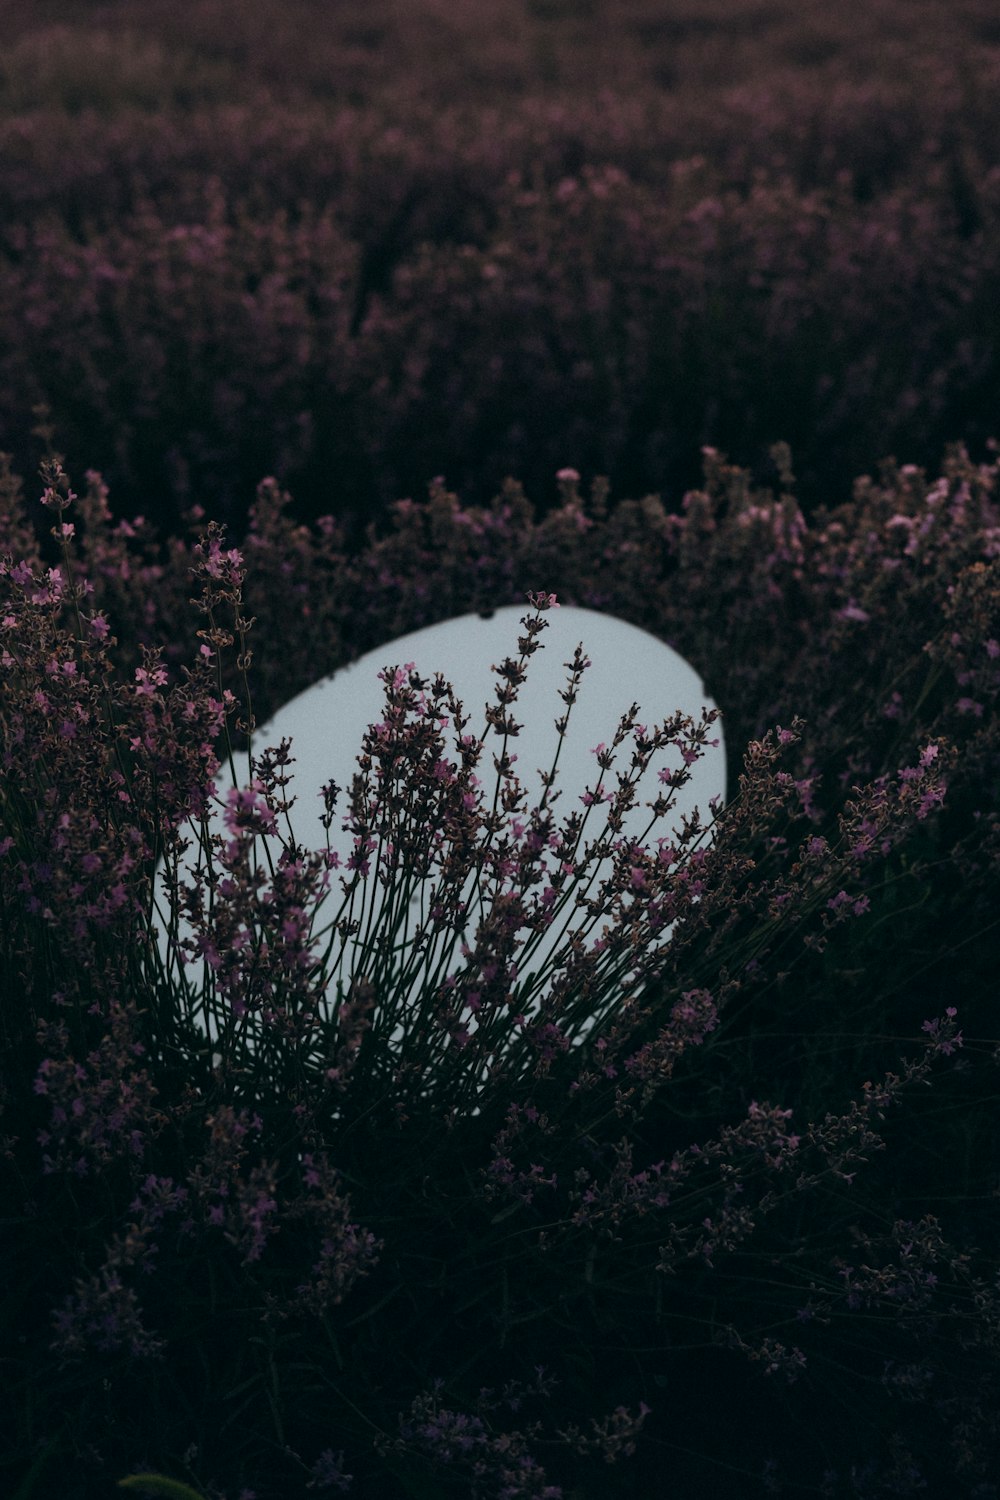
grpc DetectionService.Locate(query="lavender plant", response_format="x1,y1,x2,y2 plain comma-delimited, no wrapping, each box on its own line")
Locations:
2,448,999,1497
152,592,725,1116
2,2,1000,531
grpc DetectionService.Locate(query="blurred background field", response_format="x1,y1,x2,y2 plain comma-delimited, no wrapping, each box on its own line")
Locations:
1,0,998,536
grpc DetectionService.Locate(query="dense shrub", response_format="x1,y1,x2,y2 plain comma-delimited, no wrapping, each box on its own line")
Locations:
2,447,998,1497
1,3,999,531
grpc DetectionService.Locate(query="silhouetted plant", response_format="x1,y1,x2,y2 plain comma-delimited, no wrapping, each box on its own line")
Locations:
3,447,999,1496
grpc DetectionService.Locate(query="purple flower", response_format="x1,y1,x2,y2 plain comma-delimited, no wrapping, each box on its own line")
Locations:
308,1449,353,1493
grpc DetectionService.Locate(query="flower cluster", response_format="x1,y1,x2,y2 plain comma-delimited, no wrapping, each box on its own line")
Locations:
385,1382,563,1500
2,438,999,1495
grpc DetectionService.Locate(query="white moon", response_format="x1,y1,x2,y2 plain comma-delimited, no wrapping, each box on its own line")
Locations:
152,606,726,1089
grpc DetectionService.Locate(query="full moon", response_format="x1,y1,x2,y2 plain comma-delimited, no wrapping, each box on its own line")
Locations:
152,605,726,1087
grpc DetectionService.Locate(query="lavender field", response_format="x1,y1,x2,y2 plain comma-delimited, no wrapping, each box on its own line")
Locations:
2,3,999,1497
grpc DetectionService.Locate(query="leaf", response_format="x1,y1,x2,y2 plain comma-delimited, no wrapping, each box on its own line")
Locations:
117,1476,206,1500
